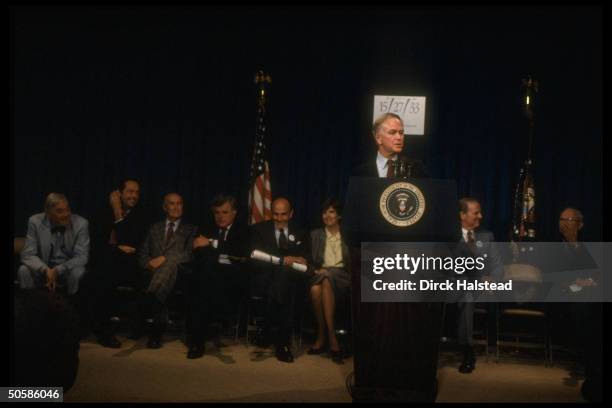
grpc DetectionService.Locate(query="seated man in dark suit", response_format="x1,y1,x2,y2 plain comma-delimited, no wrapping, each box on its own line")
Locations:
353,112,428,178
85,179,153,348
557,207,601,402
185,194,250,359
250,197,311,363
18,193,89,298
137,192,197,349
454,197,503,374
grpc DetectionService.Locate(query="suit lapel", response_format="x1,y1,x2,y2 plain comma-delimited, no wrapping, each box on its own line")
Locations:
268,222,278,249
156,222,167,253
40,217,52,264
63,222,75,256
314,229,325,263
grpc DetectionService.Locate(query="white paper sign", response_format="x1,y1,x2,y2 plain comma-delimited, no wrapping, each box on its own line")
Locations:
373,95,426,135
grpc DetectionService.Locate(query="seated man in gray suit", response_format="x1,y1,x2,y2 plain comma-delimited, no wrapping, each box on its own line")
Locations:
455,197,503,374
137,192,196,349
18,193,89,297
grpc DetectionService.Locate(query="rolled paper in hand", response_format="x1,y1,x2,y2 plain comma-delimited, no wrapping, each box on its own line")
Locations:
291,262,308,272
250,250,308,272
251,249,282,265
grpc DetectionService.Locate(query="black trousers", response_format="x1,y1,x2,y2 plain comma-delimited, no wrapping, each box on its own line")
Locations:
185,262,247,345
85,248,142,334
263,272,309,347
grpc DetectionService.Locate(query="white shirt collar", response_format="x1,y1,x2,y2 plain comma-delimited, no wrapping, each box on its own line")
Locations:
376,151,398,178
166,218,181,230
462,227,475,242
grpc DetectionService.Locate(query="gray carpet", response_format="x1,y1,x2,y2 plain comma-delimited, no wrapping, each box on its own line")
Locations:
64,334,586,403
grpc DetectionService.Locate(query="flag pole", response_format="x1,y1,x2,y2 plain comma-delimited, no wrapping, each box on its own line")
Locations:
249,71,273,225
512,76,538,243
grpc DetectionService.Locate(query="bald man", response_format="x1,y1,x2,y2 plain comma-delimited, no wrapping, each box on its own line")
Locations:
250,197,311,363
557,207,601,402
137,193,197,349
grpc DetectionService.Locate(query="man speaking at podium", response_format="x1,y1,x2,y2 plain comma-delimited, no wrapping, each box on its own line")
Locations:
346,112,449,402
353,113,428,178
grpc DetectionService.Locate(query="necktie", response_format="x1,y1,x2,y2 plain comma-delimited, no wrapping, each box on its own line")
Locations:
165,222,175,245
219,227,228,242
278,228,288,250
386,159,395,178
467,230,476,253
50,226,66,260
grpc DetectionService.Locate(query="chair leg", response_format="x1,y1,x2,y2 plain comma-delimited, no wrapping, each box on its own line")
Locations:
495,305,500,363
245,307,251,348
485,321,489,363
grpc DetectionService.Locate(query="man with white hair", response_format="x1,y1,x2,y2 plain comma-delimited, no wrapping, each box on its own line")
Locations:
352,112,428,178
18,193,90,296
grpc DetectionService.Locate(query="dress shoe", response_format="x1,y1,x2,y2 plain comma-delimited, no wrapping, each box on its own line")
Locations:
458,347,476,373
330,349,344,364
147,334,163,349
97,333,122,349
275,345,294,363
187,344,205,359
458,359,475,373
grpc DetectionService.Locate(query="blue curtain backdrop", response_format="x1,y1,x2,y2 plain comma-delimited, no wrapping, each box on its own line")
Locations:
12,6,602,241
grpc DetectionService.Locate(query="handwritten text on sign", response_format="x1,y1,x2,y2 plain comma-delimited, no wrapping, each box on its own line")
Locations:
373,95,426,135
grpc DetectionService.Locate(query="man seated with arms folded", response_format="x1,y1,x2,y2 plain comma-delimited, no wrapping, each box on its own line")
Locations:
18,192,89,301
185,194,250,359
250,197,311,363
137,192,197,349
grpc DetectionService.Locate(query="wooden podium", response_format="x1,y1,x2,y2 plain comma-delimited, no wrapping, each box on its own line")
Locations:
343,177,458,402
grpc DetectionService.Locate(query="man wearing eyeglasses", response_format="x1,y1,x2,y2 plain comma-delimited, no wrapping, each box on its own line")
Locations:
558,207,601,402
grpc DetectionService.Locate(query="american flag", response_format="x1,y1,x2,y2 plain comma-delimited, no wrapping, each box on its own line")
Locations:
248,101,272,225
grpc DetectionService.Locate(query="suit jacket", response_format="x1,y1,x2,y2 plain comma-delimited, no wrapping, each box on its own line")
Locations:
250,220,310,303
138,219,197,269
310,227,350,271
193,223,250,265
455,228,504,282
352,155,429,178
90,205,152,264
20,213,90,274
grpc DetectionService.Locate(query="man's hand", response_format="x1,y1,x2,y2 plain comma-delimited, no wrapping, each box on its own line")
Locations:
118,245,136,254
45,267,58,292
284,256,307,266
193,235,210,249
147,256,167,271
109,190,124,221
315,268,327,275
575,278,596,287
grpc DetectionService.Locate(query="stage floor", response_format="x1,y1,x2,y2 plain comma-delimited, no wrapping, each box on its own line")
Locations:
64,334,585,403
